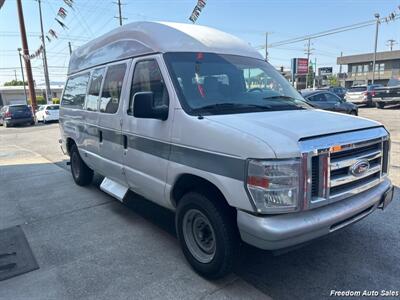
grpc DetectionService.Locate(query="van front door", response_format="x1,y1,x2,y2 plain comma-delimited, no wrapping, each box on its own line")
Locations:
121,56,173,207
96,61,130,182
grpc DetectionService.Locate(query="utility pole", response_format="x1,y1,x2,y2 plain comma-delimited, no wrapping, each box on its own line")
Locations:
114,0,126,26
371,13,380,85
265,32,268,61
17,48,28,104
16,0,37,111
313,57,317,89
304,39,314,88
386,39,397,51
339,51,343,74
14,70,18,81
36,0,52,104
68,42,73,55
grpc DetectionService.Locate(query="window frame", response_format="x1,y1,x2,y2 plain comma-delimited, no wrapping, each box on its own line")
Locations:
85,67,106,112
128,58,170,116
61,71,91,110
98,61,128,115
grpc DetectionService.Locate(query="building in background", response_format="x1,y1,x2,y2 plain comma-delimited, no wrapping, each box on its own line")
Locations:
337,50,400,88
0,83,64,106
291,58,309,90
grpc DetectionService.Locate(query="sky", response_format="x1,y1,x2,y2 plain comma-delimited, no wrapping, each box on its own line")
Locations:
0,0,399,85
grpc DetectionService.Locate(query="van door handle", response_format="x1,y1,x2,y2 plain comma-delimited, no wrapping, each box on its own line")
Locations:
99,130,103,143
123,135,128,149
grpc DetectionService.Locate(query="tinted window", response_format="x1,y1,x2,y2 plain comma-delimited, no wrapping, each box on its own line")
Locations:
9,105,30,112
349,86,367,92
388,78,400,87
86,68,105,112
130,60,169,112
61,73,90,109
325,93,340,102
47,105,59,110
99,64,126,114
368,84,382,90
308,93,326,102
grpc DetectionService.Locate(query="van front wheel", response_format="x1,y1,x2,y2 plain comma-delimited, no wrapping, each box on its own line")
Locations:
70,144,93,186
176,192,239,279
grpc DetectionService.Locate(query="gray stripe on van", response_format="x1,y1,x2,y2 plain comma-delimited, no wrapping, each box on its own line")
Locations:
80,124,245,181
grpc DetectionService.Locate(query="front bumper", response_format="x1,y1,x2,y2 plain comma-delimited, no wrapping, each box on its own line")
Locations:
237,178,393,250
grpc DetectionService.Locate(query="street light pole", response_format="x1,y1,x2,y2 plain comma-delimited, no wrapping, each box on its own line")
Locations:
265,32,268,61
17,48,28,104
36,0,52,104
371,13,380,85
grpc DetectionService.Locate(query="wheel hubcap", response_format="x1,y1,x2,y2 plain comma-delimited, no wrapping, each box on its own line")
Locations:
182,209,216,263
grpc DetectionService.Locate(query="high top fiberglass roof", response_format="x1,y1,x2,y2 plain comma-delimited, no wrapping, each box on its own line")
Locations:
68,21,263,75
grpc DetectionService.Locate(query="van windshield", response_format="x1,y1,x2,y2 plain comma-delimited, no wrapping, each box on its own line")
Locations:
164,52,309,115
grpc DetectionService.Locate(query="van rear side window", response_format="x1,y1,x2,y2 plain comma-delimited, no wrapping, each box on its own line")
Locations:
99,63,127,114
61,73,90,109
86,68,105,112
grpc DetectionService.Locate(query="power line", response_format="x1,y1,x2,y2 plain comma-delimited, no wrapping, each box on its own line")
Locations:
263,15,400,49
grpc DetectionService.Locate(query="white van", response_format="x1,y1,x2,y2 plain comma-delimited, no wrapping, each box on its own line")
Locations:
60,21,393,279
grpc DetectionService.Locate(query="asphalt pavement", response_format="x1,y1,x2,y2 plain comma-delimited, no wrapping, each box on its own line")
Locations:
0,107,399,299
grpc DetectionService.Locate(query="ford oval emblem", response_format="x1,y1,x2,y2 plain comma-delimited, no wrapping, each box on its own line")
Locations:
349,159,370,177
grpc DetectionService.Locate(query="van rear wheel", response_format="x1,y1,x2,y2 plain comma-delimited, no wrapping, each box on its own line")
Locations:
70,144,93,186
376,102,385,109
176,191,239,279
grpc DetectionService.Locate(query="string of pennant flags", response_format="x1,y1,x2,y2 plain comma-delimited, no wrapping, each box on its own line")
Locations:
23,0,73,61
189,0,206,23
381,5,400,23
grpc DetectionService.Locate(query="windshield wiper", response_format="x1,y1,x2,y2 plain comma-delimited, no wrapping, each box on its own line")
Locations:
263,95,301,101
194,103,271,111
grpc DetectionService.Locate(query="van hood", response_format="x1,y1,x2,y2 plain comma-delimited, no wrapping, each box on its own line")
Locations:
204,109,381,158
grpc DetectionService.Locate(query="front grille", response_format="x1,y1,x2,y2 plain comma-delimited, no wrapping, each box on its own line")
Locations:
309,136,389,206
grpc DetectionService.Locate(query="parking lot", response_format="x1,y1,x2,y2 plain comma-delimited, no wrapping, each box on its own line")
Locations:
0,106,399,299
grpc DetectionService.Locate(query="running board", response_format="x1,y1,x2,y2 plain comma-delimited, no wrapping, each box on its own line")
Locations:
100,177,128,202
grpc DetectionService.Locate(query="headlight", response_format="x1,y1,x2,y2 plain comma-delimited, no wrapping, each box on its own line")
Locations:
246,159,301,214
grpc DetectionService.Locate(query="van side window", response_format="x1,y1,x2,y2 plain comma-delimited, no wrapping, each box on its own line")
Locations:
129,60,169,114
86,68,105,111
99,63,127,114
61,73,90,109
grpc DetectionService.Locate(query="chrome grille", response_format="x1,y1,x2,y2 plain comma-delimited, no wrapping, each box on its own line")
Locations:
299,127,390,210
329,139,382,197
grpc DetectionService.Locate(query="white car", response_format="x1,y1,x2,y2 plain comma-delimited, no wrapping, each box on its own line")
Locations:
35,104,60,123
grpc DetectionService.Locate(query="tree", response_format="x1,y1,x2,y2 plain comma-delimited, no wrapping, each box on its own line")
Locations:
328,75,339,86
306,64,315,88
4,80,27,86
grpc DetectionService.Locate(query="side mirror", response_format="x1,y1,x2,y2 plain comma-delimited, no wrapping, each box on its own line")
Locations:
132,92,168,121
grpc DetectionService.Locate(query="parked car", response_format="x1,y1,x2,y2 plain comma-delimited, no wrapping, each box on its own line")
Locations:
35,104,60,123
372,78,400,109
345,84,382,106
0,104,35,127
60,21,393,279
301,90,358,115
318,86,347,99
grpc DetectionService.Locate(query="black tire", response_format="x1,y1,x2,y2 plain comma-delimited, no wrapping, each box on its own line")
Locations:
351,110,358,116
176,191,239,279
70,144,93,186
376,102,385,109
